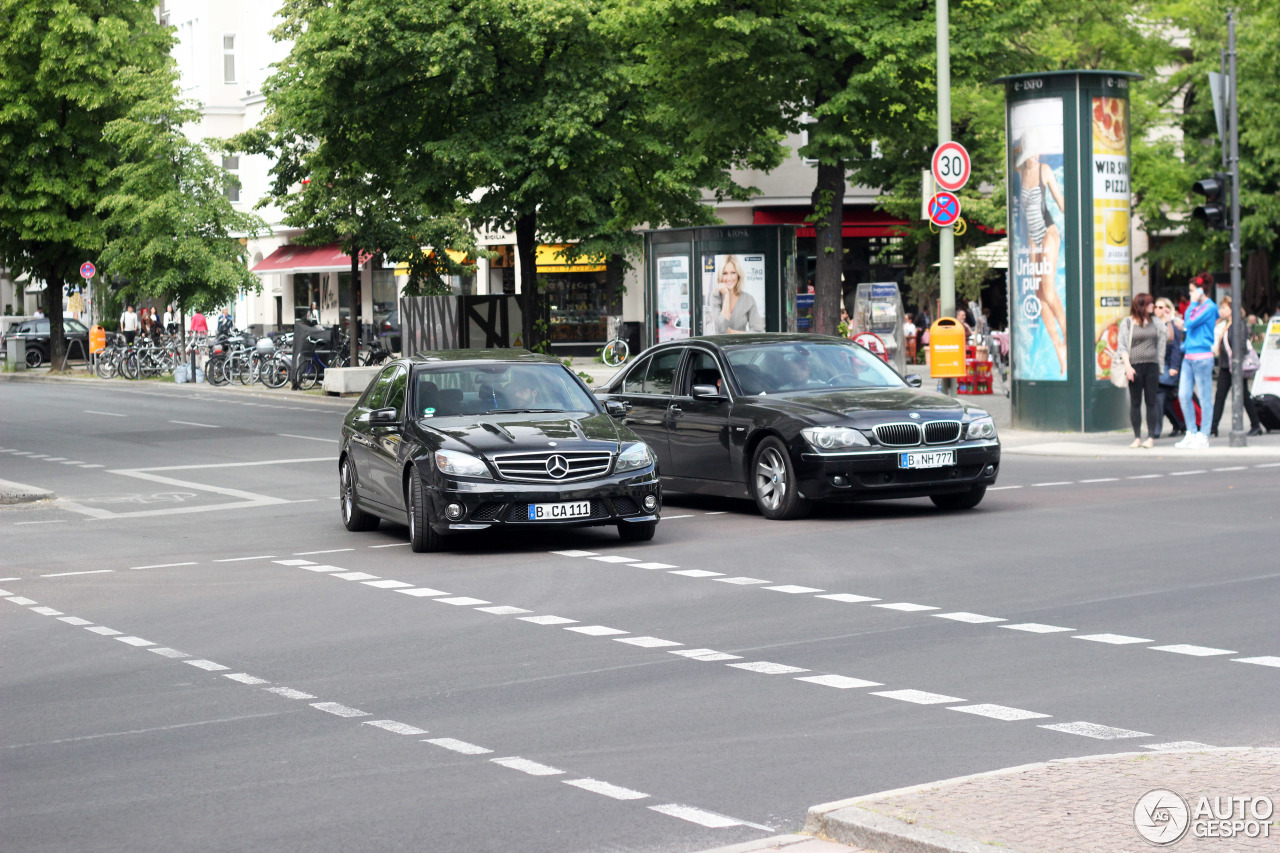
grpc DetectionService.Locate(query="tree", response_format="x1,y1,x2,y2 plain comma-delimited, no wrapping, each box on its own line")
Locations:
0,0,172,367
97,67,265,319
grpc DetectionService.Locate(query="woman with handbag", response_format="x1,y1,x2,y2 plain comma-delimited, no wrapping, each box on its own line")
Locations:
1153,298,1185,438
1116,293,1166,448
1210,297,1263,436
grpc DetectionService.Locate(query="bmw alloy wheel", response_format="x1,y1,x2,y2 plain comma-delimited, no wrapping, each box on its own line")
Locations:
754,446,787,512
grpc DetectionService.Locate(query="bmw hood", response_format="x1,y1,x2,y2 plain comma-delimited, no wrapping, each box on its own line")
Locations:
752,388,975,426
422,411,631,454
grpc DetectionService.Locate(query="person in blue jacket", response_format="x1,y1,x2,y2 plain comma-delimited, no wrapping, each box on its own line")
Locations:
1175,278,1219,448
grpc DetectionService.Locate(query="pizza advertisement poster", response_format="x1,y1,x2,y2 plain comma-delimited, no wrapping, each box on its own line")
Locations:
1092,96,1132,382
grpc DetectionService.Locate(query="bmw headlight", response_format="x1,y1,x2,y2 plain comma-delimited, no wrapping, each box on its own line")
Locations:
801,426,871,451
433,449,492,478
966,416,997,440
615,442,656,473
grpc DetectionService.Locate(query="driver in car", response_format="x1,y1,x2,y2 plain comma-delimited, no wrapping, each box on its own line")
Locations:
779,353,821,389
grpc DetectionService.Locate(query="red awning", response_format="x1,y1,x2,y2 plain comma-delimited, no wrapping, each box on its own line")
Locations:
251,243,369,274
752,207,910,239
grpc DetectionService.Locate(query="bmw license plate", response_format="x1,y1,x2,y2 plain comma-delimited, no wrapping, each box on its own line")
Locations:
898,450,955,469
527,501,592,520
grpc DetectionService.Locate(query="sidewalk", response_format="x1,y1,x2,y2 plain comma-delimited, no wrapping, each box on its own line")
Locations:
703,748,1280,853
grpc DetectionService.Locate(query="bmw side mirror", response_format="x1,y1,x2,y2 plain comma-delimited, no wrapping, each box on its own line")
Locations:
604,400,627,418
691,384,725,401
905,374,924,388
368,407,399,426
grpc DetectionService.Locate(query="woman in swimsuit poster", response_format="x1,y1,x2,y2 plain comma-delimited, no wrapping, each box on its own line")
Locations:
1015,127,1068,376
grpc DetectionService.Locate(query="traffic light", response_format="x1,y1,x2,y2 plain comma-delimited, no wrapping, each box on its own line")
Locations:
1192,173,1229,230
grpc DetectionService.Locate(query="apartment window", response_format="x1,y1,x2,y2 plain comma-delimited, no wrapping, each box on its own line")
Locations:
223,34,237,84
222,155,240,202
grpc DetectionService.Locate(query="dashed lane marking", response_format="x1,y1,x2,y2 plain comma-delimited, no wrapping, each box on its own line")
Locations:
369,542,411,548
331,572,379,581
265,687,316,700
425,737,493,755
214,555,276,563
565,625,628,636
149,648,188,659
1127,474,1162,479
168,420,219,429
875,602,939,612
670,649,742,662
669,569,723,578
1002,623,1075,633
1032,481,1073,487
302,565,344,573
41,569,114,577
661,514,695,519
766,585,824,594
273,559,317,566
716,577,771,585
476,605,533,615
520,615,578,625
224,673,269,685
727,661,809,675
987,485,1023,490
85,626,122,636
395,587,449,597
935,612,1005,624
276,433,339,443
1074,633,1152,645
30,606,63,616
310,702,370,718
435,596,490,606
796,675,882,689
1213,466,1247,472
1079,478,1119,483
1150,644,1237,657
58,616,93,626
948,704,1051,721
564,778,649,800
115,636,155,647
84,410,127,417
615,636,683,648
648,804,766,830
364,720,428,736
1232,656,1280,668
1170,470,1207,476
363,580,415,589
632,562,678,570
1039,721,1151,740
551,550,599,558
492,757,564,776
871,689,964,705
588,555,639,564
130,562,197,570
817,593,881,603
294,549,353,556
183,659,229,671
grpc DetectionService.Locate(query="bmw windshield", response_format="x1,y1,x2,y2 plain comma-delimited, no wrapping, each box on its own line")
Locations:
725,341,905,394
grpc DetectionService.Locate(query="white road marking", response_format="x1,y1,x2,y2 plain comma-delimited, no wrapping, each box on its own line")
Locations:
1143,741,1216,751
948,704,1050,721
987,485,1023,490
716,577,771,585
184,659,230,671
565,625,628,636
648,804,741,829
13,520,67,525
475,606,533,615
1232,656,1280,668
79,464,104,468
265,687,316,700
564,778,649,800
1255,462,1280,468
669,569,723,578
874,602,939,612
215,555,277,563
364,720,428,735
148,648,188,659
728,661,809,675
588,555,639,564
935,612,1006,624
816,593,881,603
273,559,317,566
276,433,340,443
84,410,127,417
1040,721,1151,739
425,737,492,755
491,757,564,776
224,673,269,685
58,617,93,626
0,578,18,582
672,649,742,661
369,542,411,548
41,569,114,577
311,702,370,718
363,580,415,589
86,626,122,636
1002,623,1075,633
1032,481,1073,487
662,514,695,519
1150,644,1237,657
872,689,964,704
704,511,728,515
1127,474,1162,479
520,615,578,625
615,636,682,648
1212,466,1246,472
332,572,380,581
766,585,824,594
1170,470,1206,476
30,606,63,616
27,454,49,458
7,596,38,606
168,420,220,429
130,562,197,570
1075,633,1153,645
550,550,598,557
435,596,490,606
796,674,882,689
632,562,678,570
115,636,155,647
301,565,345,573
294,549,353,556
43,457,67,462
396,587,450,597
1079,478,1119,483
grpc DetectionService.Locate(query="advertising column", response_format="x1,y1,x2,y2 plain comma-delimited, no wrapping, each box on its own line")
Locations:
1090,95,1133,382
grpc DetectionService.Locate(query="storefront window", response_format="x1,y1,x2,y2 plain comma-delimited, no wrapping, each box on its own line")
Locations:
293,273,320,321
542,271,620,347
370,270,397,329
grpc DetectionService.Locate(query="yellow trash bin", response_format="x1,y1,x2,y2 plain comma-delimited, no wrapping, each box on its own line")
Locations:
928,318,966,378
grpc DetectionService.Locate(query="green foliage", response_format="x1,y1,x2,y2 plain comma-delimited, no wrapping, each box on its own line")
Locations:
955,252,992,305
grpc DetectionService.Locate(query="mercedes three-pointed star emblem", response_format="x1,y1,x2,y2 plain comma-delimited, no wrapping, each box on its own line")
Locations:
545,454,570,479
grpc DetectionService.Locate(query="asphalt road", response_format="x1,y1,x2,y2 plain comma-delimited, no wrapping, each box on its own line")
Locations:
2,380,1277,853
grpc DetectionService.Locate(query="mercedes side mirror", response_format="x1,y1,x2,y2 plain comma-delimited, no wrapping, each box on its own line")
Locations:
904,374,924,388
368,407,399,426
691,384,725,401
604,400,627,418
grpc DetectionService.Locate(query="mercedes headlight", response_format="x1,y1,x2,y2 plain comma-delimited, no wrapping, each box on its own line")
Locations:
433,449,492,478
615,443,656,473
966,416,997,440
801,426,871,451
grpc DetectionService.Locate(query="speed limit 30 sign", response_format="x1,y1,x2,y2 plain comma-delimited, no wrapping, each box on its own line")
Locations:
931,141,971,192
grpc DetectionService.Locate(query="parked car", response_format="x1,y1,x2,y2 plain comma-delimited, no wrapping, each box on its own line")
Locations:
1,318,91,368
338,349,661,551
594,334,1001,518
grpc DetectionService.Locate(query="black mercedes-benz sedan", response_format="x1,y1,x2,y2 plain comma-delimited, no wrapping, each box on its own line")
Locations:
339,350,661,551
595,334,1000,519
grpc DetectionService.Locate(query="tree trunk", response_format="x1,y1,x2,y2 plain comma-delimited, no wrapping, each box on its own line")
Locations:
515,211,539,350
348,250,361,366
45,273,67,369
811,159,845,336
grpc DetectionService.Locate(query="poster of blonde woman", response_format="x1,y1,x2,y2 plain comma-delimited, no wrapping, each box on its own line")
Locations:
702,254,766,334
1010,100,1069,381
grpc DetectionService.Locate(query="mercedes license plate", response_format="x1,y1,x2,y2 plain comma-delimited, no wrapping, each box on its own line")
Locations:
527,501,592,520
898,450,955,469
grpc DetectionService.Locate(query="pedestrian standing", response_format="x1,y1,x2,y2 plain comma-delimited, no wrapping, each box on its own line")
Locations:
189,309,208,336
1209,297,1263,437
903,313,918,363
1176,279,1218,448
1116,293,1166,448
217,308,233,337
163,304,175,334
120,304,139,344
1153,298,1184,438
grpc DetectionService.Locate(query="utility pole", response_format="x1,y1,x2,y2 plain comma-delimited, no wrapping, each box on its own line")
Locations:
937,0,955,395
1227,11,1246,447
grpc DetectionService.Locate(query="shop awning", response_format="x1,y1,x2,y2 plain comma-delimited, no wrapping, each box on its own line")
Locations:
251,243,369,274
753,207,910,239
536,243,606,273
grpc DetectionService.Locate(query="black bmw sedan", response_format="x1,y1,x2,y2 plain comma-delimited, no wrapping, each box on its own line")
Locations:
595,334,1000,519
339,350,661,552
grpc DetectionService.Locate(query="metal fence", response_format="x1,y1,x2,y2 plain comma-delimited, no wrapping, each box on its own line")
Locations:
399,295,523,356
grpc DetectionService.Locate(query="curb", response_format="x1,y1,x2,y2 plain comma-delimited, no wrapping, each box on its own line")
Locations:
0,370,351,407
0,477,56,505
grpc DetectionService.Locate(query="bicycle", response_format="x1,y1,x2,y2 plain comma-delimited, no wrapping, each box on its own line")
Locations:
601,316,629,367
